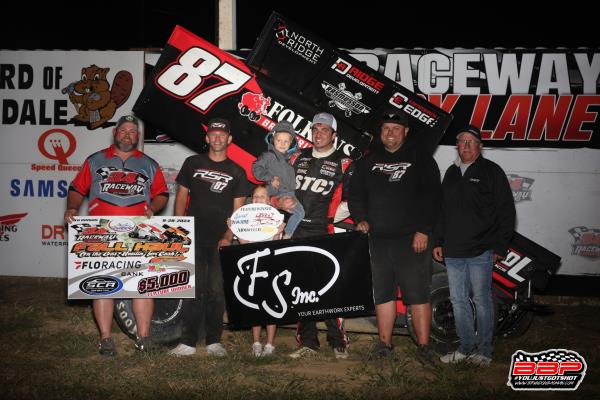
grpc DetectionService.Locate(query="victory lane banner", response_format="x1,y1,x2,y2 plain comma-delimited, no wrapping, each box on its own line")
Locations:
220,231,374,328
67,216,195,299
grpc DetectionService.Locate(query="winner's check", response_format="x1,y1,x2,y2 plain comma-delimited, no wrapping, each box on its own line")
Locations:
67,216,195,299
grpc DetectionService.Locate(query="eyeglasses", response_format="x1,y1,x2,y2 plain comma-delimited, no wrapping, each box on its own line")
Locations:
457,139,479,146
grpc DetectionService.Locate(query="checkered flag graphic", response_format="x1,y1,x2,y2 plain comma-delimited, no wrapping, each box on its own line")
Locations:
569,226,600,240
515,349,584,364
97,166,117,179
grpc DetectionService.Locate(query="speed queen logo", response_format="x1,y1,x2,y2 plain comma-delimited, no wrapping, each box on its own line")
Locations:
507,349,587,391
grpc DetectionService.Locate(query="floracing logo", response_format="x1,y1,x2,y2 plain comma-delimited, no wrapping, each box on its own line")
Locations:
37,128,76,165
508,174,534,202
233,246,339,319
507,349,587,391
389,92,438,127
568,226,600,258
331,57,385,94
321,81,371,117
96,166,148,197
273,20,324,64
0,213,28,242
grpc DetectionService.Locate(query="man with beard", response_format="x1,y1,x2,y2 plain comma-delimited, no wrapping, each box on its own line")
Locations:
64,114,169,356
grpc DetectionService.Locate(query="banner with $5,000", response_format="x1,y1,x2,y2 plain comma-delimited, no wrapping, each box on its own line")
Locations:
67,216,194,299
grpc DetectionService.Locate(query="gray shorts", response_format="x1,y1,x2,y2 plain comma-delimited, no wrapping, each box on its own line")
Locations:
369,235,432,305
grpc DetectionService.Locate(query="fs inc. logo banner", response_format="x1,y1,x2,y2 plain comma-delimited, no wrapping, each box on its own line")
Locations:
507,349,587,391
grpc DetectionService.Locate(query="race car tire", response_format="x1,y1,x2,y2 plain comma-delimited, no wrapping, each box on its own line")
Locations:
114,298,184,344
494,298,534,338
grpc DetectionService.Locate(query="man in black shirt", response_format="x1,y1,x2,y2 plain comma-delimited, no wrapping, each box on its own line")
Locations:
348,112,441,362
168,118,251,357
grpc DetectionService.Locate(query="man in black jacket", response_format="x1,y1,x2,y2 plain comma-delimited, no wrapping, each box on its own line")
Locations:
348,112,441,362
433,125,515,367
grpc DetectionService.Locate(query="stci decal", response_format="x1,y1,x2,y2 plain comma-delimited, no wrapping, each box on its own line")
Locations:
0,213,28,242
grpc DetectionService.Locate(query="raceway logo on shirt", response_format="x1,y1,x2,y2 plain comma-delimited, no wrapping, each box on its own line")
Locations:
96,167,149,197
372,162,412,182
193,169,233,193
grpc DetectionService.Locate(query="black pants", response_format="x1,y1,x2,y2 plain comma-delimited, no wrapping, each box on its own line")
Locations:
180,245,225,347
294,223,348,350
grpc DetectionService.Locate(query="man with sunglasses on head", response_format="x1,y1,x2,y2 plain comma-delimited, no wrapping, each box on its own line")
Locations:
433,125,515,367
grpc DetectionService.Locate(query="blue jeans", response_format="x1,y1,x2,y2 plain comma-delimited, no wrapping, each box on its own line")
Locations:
283,197,305,237
445,250,494,358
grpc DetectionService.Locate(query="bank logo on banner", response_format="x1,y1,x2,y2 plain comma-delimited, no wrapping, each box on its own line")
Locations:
220,232,374,327
64,65,133,130
507,174,534,203
507,349,587,391
0,213,28,242
568,226,600,258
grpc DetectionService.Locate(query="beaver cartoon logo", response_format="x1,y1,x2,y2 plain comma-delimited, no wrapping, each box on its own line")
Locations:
63,65,133,130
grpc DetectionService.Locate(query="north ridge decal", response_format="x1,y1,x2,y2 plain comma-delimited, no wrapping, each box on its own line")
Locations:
233,246,339,319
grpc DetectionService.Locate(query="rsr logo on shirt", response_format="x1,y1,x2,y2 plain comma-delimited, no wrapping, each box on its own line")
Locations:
372,162,412,182
193,169,233,193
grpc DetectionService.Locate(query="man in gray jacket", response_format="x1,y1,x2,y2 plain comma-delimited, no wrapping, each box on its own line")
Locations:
252,121,304,238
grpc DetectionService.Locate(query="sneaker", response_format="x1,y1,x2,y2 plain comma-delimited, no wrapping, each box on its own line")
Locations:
368,341,393,360
333,346,349,360
289,346,318,359
416,344,437,365
134,336,155,353
467,353,492,367
168,343,196,357
98,337,116,357
262,343,275,357
252,342,263,357
440,350,469,364
206,342,227,357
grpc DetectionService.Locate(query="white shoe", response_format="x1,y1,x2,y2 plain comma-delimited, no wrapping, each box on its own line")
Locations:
289,346,317,359
206,342,227,357
262,343,275,357
333,346,349,359
168,343,196,357
467,353,492,367
439,350,468,364
252,342,263,357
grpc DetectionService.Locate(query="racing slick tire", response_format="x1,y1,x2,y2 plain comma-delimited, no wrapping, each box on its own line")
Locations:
494,297,534,338
114,298,184,344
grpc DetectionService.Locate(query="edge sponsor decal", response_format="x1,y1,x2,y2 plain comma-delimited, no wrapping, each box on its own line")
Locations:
568,226,600,258
507,349,587,391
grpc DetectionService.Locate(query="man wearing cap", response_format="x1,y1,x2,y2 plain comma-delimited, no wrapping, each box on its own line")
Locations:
168,118,251,357
348,112,441,362
434,125,515,367
64,114,169,356
279,112,354,359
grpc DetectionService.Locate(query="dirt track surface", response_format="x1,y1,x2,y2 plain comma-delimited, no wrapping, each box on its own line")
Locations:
0,276,598,400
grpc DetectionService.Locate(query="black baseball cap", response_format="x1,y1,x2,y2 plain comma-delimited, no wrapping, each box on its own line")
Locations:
381,112,410,128
207,118,231,134
456,125,482,141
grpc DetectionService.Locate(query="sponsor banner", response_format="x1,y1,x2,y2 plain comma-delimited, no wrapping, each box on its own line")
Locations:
350,48,600,149
568,226,600,259
507,349,587,391
230,204,284,242
219,231,374,327
0,51,144,165
67,216,195,299
247,13,453,155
